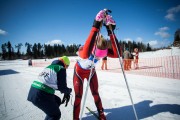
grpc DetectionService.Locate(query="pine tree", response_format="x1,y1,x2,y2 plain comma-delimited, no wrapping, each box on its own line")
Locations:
174,29,180,47
15,43,23,58
146,43,152,51
25,42,32,58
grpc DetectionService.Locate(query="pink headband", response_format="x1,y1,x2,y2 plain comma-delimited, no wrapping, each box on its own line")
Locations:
92,46,108,58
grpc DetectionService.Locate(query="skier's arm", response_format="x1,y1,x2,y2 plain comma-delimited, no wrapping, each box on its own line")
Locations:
105,15,121,58
78,10,107,59
57,68,72,94
78,27,99,59
107,34,121,58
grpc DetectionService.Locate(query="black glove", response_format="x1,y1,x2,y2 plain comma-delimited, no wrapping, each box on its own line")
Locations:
61,93,70,107
105,24,116,36
93,20,103,29
68,88,72,94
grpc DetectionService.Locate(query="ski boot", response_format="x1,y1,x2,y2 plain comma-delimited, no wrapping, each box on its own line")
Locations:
98,109,106,120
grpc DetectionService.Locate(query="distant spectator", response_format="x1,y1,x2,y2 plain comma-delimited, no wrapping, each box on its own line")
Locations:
123,48,131,70
28,59,32,66
101,56,108,70
129,52,134,69
134,48,139,69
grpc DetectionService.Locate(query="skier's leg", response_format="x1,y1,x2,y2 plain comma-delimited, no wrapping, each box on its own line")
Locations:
73,68,84,120
89,72,106,120
124,59,127,70
128,59,131,69
44,95,61,119
133,59,136,69
54,94,61,106
101,60,104,70
135,59,138,69
126,59,129,70
137,59,139,69
27,86,61,120
36,94,61,119
105,60,107,70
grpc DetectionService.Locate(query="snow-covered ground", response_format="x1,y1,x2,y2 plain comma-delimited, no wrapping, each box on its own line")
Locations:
140,47,180,58
0,47,180,120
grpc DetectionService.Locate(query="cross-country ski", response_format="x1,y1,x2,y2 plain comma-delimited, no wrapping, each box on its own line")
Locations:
86,107,100,120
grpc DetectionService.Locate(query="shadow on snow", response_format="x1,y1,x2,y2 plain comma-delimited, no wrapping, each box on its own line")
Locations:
83,100,180,120
0,69,19,76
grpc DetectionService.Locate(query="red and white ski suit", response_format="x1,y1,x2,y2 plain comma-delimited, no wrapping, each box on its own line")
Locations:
73,26,121,120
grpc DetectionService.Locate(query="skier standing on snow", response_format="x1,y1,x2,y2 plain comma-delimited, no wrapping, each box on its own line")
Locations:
27,56,72,120
73,9,121,120
123,48,131,70
134,48,139,69
101,56,108,70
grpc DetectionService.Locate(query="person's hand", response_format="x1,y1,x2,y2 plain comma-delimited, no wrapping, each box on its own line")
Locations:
61,94,70,107
95,9,107,22
68,88,72,94
104,15,116,35
93,9,107,29
105,15,116,26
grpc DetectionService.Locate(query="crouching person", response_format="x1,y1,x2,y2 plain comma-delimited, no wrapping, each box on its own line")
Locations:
27,56,72,120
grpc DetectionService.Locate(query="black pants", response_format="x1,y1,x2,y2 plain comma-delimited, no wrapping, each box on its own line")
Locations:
27,86,61,120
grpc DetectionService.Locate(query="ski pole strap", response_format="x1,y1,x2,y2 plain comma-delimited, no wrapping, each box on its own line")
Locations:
32,81,55,94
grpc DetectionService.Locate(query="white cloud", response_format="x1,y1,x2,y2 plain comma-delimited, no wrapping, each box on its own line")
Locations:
45,40,63,46
155,31,170,38
148,40,158,46
148,39,172,48
155,27,170,38
0,29,7,35
136,37,143,42
165,5,180,21
159,27,169,31
167,4,180,13
165,13,175,21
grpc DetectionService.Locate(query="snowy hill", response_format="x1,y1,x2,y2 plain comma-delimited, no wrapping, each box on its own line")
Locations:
140,47,180,58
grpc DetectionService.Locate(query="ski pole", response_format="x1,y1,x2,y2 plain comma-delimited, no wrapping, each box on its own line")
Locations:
109,25,139,120
79,31,102,120
79,63,94,120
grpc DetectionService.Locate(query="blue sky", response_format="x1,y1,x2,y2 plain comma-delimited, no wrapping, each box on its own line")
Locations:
0,0,180,53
